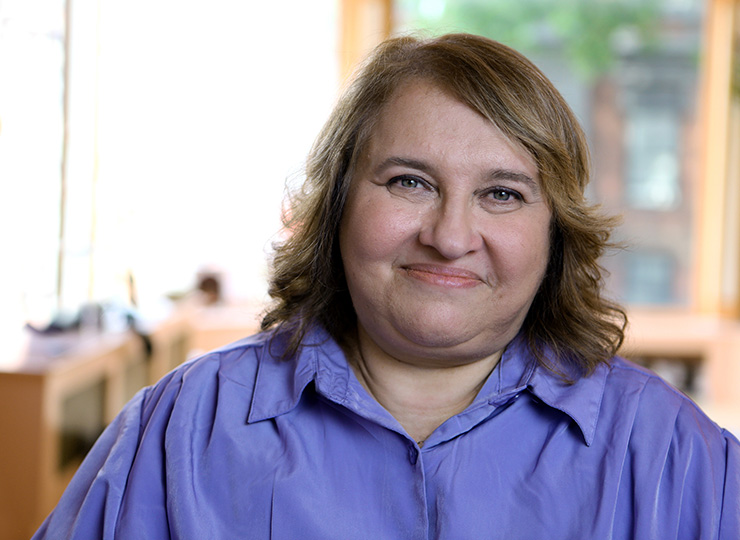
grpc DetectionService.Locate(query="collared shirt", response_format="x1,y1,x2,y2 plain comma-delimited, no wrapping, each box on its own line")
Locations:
33,327,739,539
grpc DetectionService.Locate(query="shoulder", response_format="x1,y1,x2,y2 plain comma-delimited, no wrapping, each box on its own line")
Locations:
604,356,717,420
602,356,724,428
138,331,277,425
599,355,738,457
137,326,339,428
603,355,690,406
597,357,740,535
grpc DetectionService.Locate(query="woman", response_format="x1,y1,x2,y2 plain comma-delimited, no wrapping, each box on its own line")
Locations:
34,33,738,539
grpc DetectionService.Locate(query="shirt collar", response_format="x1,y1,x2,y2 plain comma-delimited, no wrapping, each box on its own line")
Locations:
247,327,609,446
505,335,609,447
247,325,343,423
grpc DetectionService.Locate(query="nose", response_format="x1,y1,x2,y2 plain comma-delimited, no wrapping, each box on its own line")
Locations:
418,197,484,259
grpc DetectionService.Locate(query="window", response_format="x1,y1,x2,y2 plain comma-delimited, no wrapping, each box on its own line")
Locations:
624,250,678,304
1,0,340,332
625,108,681,210
0,0,66,325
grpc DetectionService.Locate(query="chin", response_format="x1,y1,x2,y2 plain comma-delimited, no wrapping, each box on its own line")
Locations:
387,320,508,363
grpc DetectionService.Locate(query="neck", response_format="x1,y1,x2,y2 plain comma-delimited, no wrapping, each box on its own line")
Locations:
348,327,503,445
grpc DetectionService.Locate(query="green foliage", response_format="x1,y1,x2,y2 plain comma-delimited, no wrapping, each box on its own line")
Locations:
398,0,662,79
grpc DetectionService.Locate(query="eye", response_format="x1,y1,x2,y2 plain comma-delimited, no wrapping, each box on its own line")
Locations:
385,174,435,201
480,187,524,213
488,188,522,202
388,175,425,189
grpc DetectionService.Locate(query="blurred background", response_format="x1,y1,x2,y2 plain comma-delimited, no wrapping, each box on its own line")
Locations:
0,0,738,537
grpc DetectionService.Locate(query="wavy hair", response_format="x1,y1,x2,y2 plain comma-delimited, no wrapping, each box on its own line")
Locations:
262,33,626,379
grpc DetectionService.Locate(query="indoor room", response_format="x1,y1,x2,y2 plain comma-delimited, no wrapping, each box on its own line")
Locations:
1,0,738,538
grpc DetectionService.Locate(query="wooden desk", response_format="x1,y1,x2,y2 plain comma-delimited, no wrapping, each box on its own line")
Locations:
0,312,190,540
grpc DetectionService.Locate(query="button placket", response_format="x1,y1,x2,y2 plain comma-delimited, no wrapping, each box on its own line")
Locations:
408,443,419,465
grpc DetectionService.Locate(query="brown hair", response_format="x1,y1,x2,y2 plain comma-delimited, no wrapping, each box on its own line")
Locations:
262,33,626,378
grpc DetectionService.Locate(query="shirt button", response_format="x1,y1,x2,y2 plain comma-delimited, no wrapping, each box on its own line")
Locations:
408,445,418,465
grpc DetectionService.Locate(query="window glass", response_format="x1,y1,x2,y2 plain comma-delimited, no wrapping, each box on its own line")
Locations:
0,0,66,324
624,250,677,304
395,0,705,307
1,0,339,332
625,108,681,210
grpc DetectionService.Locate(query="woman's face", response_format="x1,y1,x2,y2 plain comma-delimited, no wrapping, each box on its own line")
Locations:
339,82,552,367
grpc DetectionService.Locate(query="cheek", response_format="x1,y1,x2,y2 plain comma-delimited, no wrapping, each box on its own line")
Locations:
492,217,551,277
341,198,416,263
526,220,552,260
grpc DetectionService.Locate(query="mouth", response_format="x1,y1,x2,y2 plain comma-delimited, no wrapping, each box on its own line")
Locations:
401,264,484,289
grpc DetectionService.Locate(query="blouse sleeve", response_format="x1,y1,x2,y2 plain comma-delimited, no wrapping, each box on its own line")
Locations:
720,428,740,540
31,388,147,540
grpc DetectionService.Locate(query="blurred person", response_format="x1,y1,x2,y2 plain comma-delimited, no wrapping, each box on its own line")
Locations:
33,33,738,539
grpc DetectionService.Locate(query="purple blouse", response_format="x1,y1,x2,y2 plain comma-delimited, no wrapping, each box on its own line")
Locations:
33,327,739,539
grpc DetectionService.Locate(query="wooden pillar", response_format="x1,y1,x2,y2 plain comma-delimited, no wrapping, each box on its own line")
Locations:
339,0,393,82
697,0,739,315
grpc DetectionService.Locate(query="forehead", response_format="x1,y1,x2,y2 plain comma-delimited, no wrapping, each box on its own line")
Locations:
361,81,539,180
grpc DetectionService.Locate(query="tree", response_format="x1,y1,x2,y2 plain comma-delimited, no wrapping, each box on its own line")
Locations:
398,0,661,79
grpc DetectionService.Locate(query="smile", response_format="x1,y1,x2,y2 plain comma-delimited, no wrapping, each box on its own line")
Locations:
401,264,483,288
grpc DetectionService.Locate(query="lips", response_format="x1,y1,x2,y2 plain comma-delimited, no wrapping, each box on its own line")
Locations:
401,264,484,288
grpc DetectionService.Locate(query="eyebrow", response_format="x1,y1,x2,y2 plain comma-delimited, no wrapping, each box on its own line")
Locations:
375,156,541,194
488,169,541,194
375,156,435,175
